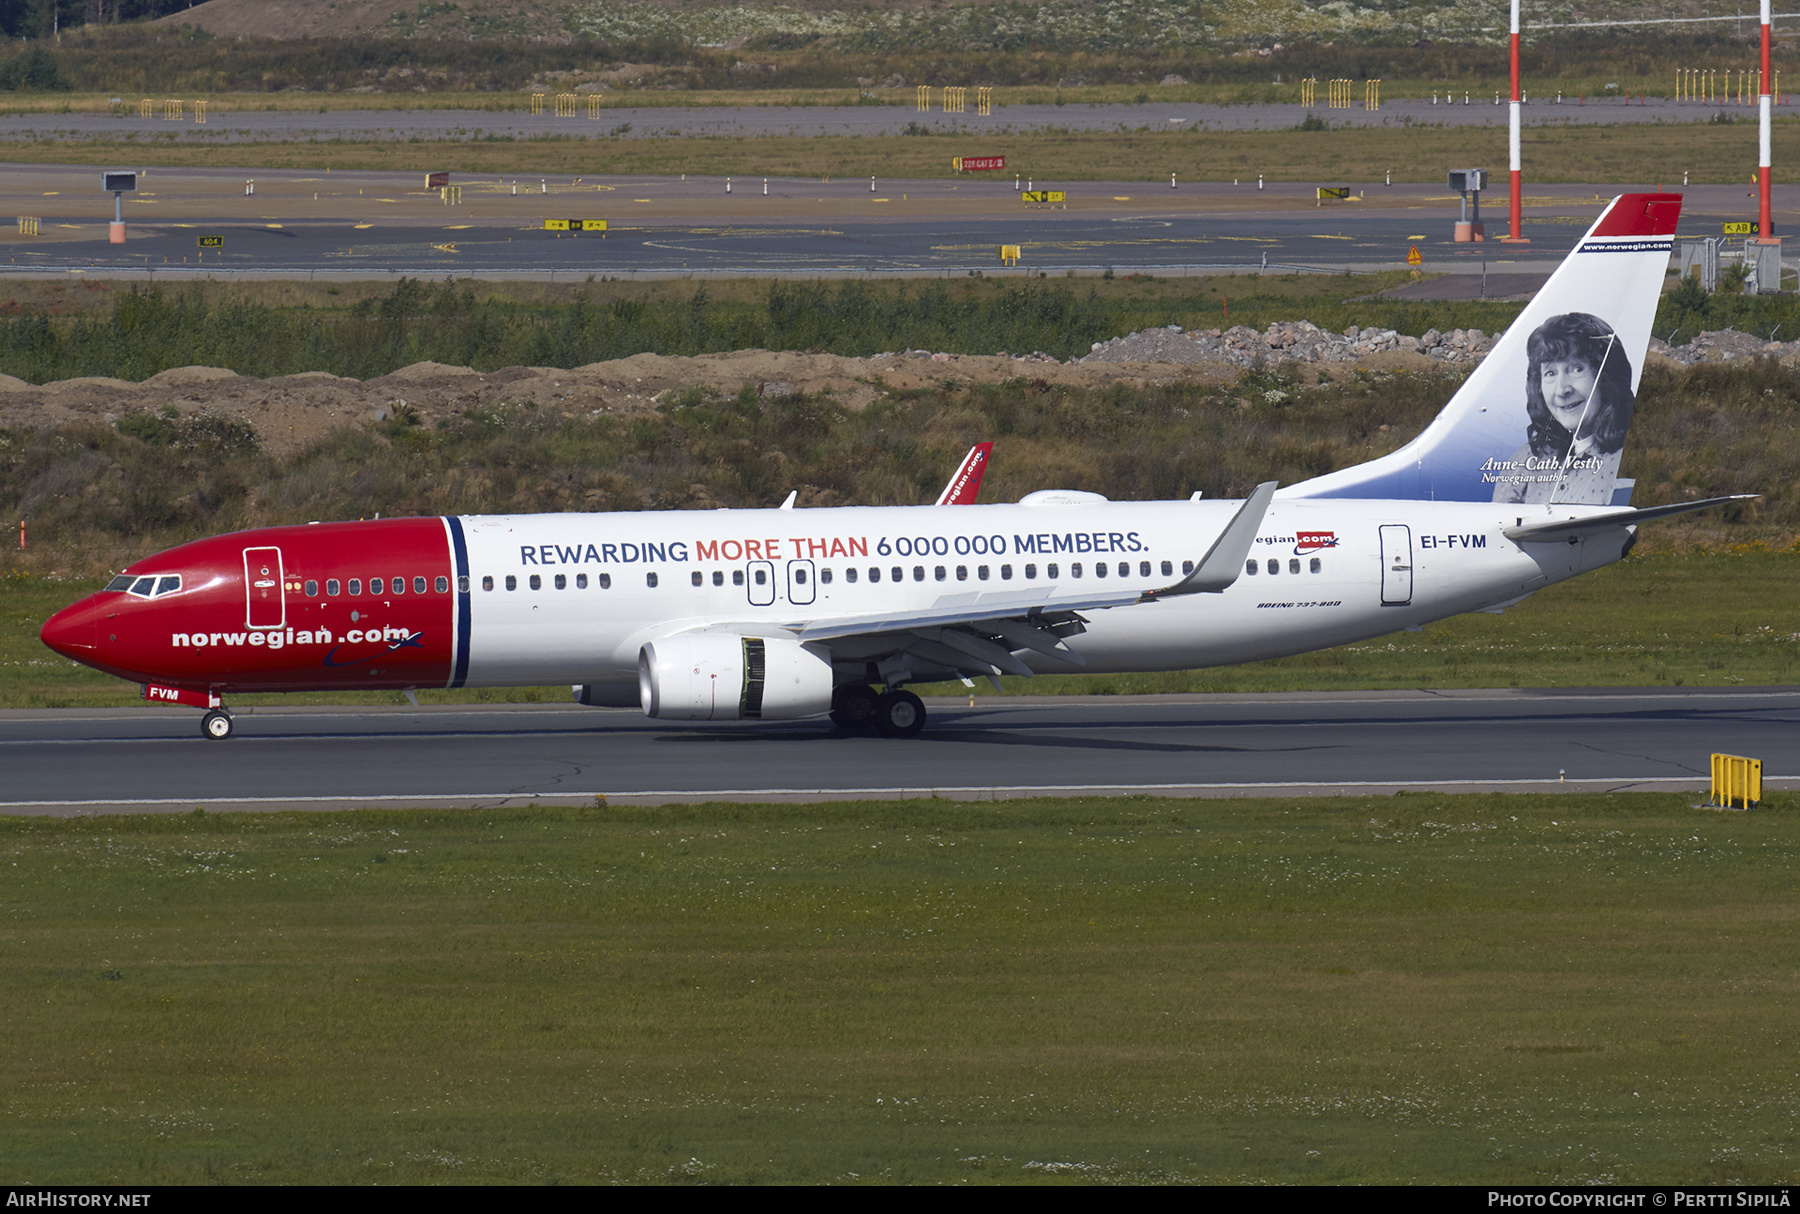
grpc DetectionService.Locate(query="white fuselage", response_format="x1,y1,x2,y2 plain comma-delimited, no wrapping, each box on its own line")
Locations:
456,497,1625,688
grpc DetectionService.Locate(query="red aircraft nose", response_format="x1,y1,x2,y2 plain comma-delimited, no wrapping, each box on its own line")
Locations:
40,596,101,659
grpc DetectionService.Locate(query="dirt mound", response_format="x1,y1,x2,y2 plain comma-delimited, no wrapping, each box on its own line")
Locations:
144,366,241,387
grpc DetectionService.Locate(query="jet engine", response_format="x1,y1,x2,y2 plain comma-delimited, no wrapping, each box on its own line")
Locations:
638,634,834,721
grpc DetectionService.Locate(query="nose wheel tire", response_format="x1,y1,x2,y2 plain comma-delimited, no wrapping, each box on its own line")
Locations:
201,709,234,740
830,684,882,732
875,690,927,737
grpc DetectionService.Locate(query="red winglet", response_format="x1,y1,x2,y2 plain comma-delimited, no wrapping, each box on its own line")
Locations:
1590,193,1684,239
935,442,994,505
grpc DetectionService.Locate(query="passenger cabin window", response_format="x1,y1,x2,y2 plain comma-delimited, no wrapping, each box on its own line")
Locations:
304,580,318,596
1246,561,1258,575
414,577,427,595
1046,563,1059,579
598,574,612,589
393,577,405,595
712,571,724,586
576,573,588,589
821,569,832,584
529,574,542,590
1024,564,1036,579
350,578,363,595
691,571,703,587
912,566,924,582
554,574,566,590
732,570,744,587
371,578,384,595
1267,559,1278,575
1310,557,1322,573
1095,562,1107,578
482,576,494,591
1071,563,1083,578
1160,561,1172,578
326,579,341,597
646,572,658,588
437,576,450,594
1288,559,1300,575
1182,560,1195,575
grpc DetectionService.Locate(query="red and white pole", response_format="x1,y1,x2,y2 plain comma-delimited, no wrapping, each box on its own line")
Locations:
1506,0,1527,242
1759,0,1775,240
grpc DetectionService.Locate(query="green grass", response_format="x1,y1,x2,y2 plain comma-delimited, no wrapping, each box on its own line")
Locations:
8,548,1799,709
3,794,1796,1184
6,120,1795,184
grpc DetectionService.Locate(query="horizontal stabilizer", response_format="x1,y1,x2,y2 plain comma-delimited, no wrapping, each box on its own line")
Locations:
1503,495,1758,543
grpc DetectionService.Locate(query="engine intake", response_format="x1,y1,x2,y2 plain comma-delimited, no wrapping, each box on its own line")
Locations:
638,634,833,721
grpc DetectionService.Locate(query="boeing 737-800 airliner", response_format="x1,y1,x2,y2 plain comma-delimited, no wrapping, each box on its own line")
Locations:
40,194,1748,739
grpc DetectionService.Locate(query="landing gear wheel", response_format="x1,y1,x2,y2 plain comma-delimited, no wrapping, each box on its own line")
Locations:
830,684,881,732
201,709,234,741
875,690,927,738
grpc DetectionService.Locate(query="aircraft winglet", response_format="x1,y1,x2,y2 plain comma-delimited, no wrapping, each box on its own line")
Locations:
935,443,994,505
1143,481,1279,599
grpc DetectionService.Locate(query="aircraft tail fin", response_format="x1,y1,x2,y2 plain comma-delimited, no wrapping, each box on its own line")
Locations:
1283,193,1681,505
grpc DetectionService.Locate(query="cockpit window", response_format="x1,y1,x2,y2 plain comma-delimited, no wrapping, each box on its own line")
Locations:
112,574,184,598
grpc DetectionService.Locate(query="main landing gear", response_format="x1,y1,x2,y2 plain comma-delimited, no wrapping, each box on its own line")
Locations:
201,709,235,740
830,685,926,737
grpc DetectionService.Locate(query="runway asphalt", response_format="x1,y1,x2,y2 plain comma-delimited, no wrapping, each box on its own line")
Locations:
2,169,1781,278
4,687,1795,814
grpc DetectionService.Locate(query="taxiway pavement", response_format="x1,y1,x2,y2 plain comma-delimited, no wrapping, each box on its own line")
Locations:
4,687,1795,814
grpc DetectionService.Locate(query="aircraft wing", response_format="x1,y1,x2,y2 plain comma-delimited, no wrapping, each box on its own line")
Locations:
697,483,1277,684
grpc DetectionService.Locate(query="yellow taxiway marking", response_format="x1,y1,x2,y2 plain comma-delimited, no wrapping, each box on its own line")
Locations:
1310,233,1354,240
354,223,374,229
432,242,459,253
42,192,58,196
872,198,890,202
266,224,284,229
1113,196,1132,201
446,224,473,229
1408,234,1427,240
633,198,652,202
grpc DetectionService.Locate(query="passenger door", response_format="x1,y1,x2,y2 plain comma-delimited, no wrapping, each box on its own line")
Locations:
1379,525,1413,606
244,545,285,629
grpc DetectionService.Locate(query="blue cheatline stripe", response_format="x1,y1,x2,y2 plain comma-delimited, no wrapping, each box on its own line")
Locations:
445,516,472,688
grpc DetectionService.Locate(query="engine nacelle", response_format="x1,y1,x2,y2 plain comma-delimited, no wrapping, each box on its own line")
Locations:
638,634,834,721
